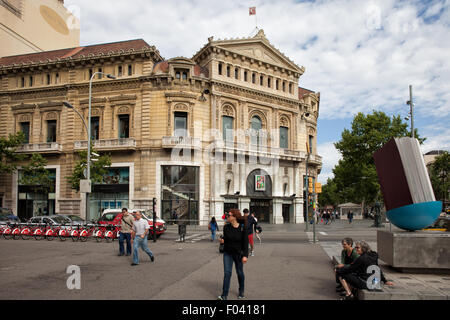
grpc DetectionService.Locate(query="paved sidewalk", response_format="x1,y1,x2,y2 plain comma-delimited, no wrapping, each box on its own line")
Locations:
320,241,450,300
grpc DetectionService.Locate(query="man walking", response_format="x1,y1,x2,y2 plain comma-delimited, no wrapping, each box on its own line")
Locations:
131,211,155,266
118,208,134,256
243,209,258,257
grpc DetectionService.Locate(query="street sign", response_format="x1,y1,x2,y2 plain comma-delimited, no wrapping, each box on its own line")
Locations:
80,179,91,193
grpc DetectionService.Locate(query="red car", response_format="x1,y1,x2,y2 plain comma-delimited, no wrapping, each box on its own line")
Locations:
98,209,167,239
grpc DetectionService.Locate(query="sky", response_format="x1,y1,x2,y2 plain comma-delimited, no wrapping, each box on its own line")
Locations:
64,0,450,184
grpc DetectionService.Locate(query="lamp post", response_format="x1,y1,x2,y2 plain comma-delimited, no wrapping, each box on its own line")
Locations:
302,112,312,236
64,72,115,221
406,85,414,139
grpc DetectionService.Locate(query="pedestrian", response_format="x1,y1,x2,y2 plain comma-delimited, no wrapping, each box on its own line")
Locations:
218,208,249,300
243,209,258,256
209,217,219,242
118,208,134,256
347,210,354,224
131,211,155,266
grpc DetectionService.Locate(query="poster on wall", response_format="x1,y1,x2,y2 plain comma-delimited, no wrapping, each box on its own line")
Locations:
255,175,266,191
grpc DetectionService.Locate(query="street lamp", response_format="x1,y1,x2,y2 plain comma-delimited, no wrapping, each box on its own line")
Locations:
302,111,314,238
84,72,115,222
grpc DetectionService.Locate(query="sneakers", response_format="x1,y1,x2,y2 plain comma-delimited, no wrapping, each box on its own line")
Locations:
150,255,155,262
238,295,245,300
131,263,139,266
250,251,254,257
217,295,227,300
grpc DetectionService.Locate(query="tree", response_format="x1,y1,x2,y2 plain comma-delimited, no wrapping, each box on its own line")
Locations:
318,178,339,207
429,151,449,206
19,153,54,193
67,147,112,191
0,131,26,174
329,110,425,207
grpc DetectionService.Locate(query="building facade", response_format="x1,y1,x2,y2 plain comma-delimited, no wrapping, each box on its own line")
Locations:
1,0,79,57
0,30,322,225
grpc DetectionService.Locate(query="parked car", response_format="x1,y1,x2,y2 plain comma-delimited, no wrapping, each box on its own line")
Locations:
423,216,450,232
98,208,167,239
59,214,89,225
28,215,71,227
0,209,21,225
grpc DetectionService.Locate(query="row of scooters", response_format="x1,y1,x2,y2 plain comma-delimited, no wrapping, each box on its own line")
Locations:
0,222,120,242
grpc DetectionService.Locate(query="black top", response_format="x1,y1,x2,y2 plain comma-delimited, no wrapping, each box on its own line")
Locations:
340,251,387,282
223,223,249,257
246,215,257,235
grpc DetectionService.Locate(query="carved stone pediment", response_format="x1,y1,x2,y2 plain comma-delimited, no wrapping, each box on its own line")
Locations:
11,103,35,113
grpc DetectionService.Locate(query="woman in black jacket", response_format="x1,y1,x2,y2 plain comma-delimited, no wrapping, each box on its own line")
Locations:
338,240,394,300
218,209,248,300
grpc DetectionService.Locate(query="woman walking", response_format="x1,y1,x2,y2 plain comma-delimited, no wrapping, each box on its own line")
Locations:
209,217,219,242
218,209,248,300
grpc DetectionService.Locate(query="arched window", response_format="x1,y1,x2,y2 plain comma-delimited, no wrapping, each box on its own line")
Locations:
280,126,289,149
251,116,262,145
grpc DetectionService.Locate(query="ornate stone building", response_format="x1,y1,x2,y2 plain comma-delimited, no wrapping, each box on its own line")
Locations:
0,30,321,225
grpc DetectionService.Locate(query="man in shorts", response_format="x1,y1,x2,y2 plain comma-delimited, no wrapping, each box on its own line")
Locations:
243,209,258,257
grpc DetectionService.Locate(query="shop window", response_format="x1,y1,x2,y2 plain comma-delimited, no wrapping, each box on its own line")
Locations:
47,120,57,143
174,112,187,137
91,117,100,140
222,116,234,142
20,122,30,144
280,126,288,149
118,114,129,138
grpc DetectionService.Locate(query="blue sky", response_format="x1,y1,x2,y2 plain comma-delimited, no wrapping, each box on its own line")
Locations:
65,0,450,183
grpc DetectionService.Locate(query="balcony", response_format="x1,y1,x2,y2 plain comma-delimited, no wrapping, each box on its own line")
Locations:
74,138,137,151
161,136,201,149
16,142,62,154
213,140,303,160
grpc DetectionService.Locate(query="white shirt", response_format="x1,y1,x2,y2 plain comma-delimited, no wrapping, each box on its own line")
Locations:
133,218,150,236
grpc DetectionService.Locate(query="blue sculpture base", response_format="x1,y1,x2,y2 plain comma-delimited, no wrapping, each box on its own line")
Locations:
386,201,442,231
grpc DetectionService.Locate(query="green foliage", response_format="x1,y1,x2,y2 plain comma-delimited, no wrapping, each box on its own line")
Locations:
19,153,54,193
324,110,425,207
67,147,112,191
0,131,26,174
429,151,449,203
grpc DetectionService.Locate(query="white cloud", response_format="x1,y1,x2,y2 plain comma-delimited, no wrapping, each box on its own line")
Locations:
317,141,342,184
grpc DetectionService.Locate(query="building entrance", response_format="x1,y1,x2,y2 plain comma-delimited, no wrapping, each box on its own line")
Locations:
250,199,272,223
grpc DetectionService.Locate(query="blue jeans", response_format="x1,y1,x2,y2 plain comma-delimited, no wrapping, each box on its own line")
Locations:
211,230,216,241
119,232,132,255
222,252,245,297
132,235,154,264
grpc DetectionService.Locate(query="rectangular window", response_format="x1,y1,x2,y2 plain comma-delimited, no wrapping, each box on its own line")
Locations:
252,73,256,84
175,71,181,79
218,63,222,75
260,75,264,86
55,73,59,83
222,116,234,142
174,112,187,137
21,77,25,87
234,68,239,79
280,126,288,149
244,71,248,82
91,117,100,140
226,66,230,77
89,69,93,79
20,122,30,144
289,83,293,94
276,79,279,90
98,68,103,79
128,65,133,76
118,115,129,139
29,76,33,87
118,66,123,77
309,135,313,153
182,72,187,80
47,120,57,143
46,74,51,85
282,81,286,92
268,77,271,88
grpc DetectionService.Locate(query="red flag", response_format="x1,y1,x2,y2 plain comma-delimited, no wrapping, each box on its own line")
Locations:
249,7,256,15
